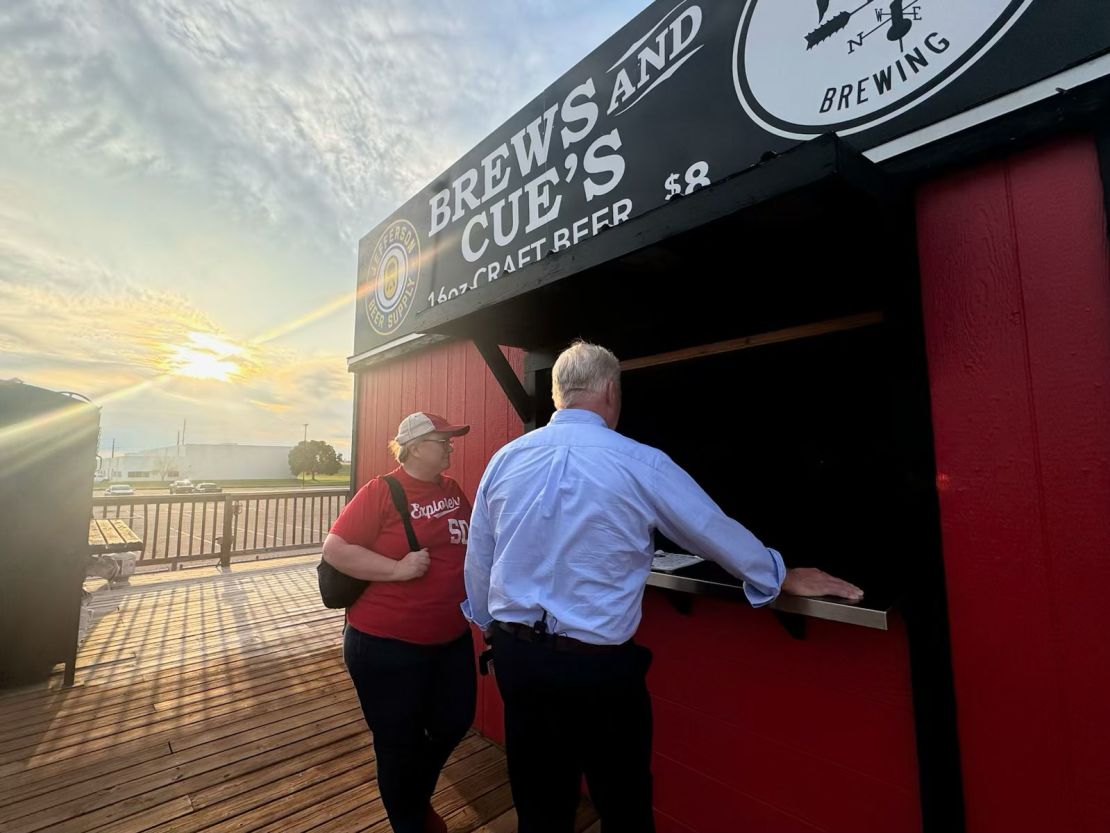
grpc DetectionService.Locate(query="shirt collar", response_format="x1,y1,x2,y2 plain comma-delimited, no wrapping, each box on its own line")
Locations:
549,408,607,427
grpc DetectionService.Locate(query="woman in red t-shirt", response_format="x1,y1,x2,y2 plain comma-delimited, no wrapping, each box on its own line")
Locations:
323,412,476,833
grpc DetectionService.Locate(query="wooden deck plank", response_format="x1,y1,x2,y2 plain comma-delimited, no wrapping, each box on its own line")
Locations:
112,519,144,547
88,520,109,549
137,744,378,833
0,561,597,833
0,661,353,758
0,709,366,832
73,631,342,691
437,782,515,833
258,738,500,833
48,727,371,833
246,767,386,833
0,651,346,742
181,736,496,833
0,657,344,781
471,803,603,833
0,653,350,777
0,740,173,808
100,519,126,547
0,676,355,772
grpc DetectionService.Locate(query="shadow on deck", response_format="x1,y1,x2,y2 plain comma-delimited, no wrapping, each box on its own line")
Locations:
0,557,598,832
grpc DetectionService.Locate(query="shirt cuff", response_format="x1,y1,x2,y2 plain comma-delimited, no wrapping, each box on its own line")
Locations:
742,547,787,607
460,598,494,629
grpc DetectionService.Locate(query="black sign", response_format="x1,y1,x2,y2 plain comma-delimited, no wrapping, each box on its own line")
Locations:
354,0,1109,356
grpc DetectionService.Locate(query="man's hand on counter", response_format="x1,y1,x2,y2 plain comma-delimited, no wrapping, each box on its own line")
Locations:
781,568,864,602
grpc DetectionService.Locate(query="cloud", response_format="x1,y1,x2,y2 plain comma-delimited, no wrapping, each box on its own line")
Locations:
0,219,353,452
0,0,650,256
0,0,653,455
0,254,218,384
248,399,291,414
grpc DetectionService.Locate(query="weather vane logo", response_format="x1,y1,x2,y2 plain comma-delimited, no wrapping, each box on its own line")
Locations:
733,0,1035,138
365,219,420,336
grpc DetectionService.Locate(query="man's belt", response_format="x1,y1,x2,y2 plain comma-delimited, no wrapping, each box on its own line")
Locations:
495,621,630,656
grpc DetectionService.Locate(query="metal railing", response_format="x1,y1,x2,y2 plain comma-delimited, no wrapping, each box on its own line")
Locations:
91,488,349,568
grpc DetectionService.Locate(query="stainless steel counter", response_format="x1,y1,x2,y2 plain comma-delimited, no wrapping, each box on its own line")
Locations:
645,562,893,630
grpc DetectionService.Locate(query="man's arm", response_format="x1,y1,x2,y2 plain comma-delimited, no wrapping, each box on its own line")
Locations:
462,477,496,635
321,533,429,582
650,454,862,604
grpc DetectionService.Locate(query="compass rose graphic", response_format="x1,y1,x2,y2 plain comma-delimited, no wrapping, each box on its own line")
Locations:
732,0,1035,138
806,1,925,54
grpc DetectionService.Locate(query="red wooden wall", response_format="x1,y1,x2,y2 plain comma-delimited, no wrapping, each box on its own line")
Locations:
916,134,1110,833
639,594,921,833
353,338,524,741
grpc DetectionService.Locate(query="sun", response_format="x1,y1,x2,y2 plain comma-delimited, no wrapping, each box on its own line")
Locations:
165,332,247,381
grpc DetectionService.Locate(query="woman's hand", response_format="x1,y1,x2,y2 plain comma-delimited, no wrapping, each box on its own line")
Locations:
391,548,431,581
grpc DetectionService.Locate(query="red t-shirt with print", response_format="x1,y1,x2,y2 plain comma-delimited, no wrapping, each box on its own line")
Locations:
330,466,471,645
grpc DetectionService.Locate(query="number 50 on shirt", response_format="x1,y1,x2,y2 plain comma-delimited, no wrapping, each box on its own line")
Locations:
449,518,469,545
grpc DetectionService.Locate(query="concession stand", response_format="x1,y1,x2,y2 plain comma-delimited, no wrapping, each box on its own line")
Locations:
345,2,1110,831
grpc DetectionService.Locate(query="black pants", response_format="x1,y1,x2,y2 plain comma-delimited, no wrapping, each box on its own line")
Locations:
344,626,477,833
490,627,655,833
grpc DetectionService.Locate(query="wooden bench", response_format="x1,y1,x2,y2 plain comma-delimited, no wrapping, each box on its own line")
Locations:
71,519,146,686
88,518,144,555
87,518,143,582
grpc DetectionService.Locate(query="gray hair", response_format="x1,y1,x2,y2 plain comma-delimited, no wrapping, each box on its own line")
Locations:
552,340,620,409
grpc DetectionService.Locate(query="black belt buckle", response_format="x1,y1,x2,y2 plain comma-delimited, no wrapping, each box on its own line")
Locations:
532,615,548,637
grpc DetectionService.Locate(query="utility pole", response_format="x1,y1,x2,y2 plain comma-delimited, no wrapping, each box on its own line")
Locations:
302,423,308,488
110,439,115,481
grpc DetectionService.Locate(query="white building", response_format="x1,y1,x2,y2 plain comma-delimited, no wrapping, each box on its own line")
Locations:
101,444,293,482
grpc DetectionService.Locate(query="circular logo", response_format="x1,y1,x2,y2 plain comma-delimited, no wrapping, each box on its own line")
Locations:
365,219,420,336
733,0,1035,139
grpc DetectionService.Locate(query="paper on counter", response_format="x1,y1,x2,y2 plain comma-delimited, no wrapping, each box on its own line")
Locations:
651,550,704,573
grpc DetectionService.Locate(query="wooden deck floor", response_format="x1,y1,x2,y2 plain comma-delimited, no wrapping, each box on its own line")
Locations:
0,557,598,832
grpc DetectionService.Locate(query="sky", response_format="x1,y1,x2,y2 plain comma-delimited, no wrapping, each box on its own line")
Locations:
0,0,652,460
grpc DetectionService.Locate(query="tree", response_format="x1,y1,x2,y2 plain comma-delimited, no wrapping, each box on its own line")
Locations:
155,450,181,481
288,440,340,481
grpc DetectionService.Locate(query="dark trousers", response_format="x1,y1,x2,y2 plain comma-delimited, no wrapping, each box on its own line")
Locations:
490,627,655,833
344,626,476,833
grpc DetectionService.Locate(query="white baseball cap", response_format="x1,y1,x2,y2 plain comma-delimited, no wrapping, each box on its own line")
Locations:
394,412,470,446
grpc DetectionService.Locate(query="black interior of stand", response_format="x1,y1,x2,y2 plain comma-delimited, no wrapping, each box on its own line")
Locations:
620,324,914,609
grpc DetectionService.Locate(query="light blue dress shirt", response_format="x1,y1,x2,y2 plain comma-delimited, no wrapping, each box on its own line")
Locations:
463,408,786,645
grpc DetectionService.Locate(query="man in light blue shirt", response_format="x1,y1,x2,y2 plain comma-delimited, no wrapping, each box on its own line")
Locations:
464,340,863,833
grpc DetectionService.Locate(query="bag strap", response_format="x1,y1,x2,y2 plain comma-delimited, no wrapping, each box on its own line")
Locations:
382,475,421,551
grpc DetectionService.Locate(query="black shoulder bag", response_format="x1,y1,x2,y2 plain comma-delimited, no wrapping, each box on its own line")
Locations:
316,475,421,609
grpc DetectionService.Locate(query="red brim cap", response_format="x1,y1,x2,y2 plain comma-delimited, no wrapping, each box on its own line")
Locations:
426,413,470,436
395,412,470,445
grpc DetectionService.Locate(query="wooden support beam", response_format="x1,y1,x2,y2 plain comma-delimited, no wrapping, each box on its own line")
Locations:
619,311,884,373
473,339,533,425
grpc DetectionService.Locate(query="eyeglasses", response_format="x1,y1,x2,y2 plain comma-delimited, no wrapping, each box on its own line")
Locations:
422,438,454,451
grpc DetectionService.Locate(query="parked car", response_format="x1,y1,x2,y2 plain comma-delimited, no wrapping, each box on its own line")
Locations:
194,482,222,493
104,484,135,496
169,479,195,494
